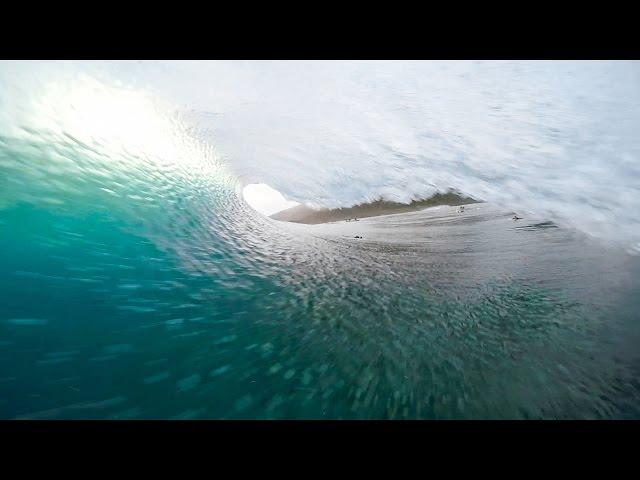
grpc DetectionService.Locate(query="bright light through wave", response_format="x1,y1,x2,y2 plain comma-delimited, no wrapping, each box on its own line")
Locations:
242,183,300,216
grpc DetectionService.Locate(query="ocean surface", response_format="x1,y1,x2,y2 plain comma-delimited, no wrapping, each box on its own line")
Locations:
1,61,640,419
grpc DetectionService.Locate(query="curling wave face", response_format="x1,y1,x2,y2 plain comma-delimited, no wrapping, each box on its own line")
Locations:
96,60,640,248
1,62,640,419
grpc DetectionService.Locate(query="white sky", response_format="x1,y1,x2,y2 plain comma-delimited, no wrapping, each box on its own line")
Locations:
242,183,300,216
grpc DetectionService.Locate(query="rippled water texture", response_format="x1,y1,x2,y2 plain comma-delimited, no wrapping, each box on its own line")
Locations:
1,62,640,419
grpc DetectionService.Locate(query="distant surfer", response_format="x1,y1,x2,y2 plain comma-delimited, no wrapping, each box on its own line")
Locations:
513,214,522,220
456,206,465,213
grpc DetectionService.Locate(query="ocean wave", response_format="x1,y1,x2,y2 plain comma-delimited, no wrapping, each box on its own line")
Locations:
3,60,640,245
1,61,640,419
74,60,640,247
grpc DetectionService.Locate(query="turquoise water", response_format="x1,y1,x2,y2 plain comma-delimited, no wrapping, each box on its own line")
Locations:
1,65,640,419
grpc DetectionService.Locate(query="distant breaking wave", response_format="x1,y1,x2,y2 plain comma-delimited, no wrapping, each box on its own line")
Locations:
270,190,480,224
